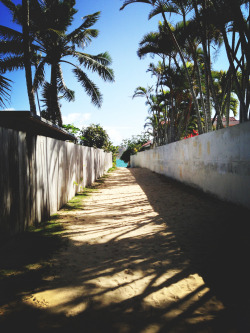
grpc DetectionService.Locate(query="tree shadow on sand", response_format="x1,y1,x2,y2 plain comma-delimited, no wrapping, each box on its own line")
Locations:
1,168,250,333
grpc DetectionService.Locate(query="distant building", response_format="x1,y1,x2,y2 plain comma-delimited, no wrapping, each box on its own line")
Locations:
212,116,239,127
140,140,153,150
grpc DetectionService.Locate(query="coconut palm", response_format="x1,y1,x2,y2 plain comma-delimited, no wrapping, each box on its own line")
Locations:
0,0,115,126
0,0,38,113
22,0,36,113
32,3,114,126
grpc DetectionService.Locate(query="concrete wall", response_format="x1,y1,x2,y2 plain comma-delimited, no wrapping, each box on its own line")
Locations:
0,128,112,238
131,122,250,209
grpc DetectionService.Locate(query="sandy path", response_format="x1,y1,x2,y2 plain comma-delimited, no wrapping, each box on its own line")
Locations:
3,168,250,332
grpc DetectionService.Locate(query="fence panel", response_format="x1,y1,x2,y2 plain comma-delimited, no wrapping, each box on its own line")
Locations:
0,128,112,239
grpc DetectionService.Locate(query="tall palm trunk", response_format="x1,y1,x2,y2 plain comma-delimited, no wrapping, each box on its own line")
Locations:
22,0,36,114
159,6,203,135
225,73,232,127
211,0,249,122
181,7,210,132
195,59,210,131
51,64,62,127
221,27,247,122
192,0,223,129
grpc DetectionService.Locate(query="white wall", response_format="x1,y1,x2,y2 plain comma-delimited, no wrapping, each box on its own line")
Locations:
131,122,250,209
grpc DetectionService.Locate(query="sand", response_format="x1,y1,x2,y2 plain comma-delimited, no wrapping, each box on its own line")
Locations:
1,167,250,332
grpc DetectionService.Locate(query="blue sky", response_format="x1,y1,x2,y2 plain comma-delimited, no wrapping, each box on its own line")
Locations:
0,0,230,145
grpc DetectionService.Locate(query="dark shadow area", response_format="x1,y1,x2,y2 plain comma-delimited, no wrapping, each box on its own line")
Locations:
130,168,250,331
0,220,67,315
1,168,249,333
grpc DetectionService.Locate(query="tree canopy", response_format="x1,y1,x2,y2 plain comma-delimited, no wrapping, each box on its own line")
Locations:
121,0,249,146
0,0,114,126
120,132,150,163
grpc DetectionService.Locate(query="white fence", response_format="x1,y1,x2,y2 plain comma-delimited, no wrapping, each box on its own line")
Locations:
131,122,250,210
0,127,112,238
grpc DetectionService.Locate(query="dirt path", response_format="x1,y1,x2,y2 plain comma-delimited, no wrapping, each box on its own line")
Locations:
1,167,250,332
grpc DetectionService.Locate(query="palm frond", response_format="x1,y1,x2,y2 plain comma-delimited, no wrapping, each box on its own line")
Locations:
76,52,114,82
68,29,99,48
132,86,153,98
40,81,54,120
56,64,75,102
0,74,12,108
33,59,46,91
148,3,178,20
0,55,24,72
120,0,153,11
73,67,102,107
67,11,100,42
0,25,23,41
0,0,17,15
0,40,24,56
137,45,158,58
80,11,101,28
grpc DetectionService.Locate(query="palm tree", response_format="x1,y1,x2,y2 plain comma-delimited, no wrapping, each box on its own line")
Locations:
195,0,249,122
22,0,36,114
32,3,114,126
121,0,204,134
212,69,239,127
0,0,114,126
0,0,37,113
137,25,201,143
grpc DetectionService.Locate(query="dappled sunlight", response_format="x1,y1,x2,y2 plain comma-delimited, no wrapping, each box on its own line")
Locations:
25,255,217,325
2,168,249,332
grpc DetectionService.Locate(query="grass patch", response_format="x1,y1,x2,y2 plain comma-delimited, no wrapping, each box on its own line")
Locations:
62,187,98,211
64,172,114,212
108,166,117,173
62,194,88,211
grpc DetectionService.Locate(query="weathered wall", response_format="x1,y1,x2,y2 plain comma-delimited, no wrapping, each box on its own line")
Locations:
131,122,250,209
0,128,112,238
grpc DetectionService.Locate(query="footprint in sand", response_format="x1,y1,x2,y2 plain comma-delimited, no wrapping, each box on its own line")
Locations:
124,268,134,275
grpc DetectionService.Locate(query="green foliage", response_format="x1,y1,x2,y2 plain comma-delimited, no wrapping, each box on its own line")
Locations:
104,141,119,166
120,132,150,163
80,123,110,149
0,1,114,125
63,123,118,164
121,0,248,138
80,124,119,164
62,123,81,136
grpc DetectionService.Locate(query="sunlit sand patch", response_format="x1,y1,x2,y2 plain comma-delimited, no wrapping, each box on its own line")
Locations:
20,168,229,330
23,286,91,316
140,323,162,333
142,273,211,311
24,270,155,316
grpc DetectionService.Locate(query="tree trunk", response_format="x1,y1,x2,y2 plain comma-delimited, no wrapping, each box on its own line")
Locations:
192,0,223,129
221,27,248,122
51,64,62,127
160,7,203,135
181,6,209,132
225,74,232,127
22,0,36,114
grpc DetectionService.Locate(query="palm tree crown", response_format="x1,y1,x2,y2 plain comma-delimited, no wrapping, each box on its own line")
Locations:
0,0,115,126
